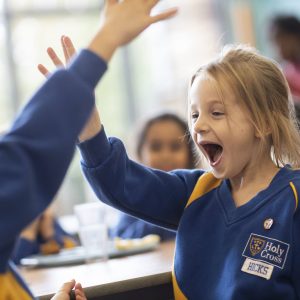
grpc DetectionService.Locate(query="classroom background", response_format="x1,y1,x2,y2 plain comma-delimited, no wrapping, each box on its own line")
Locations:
0,0,299,219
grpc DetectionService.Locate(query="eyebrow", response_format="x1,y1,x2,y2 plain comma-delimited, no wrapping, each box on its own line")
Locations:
190,99,224,109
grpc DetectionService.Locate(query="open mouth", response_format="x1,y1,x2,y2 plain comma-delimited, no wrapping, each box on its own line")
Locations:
201,143,223,166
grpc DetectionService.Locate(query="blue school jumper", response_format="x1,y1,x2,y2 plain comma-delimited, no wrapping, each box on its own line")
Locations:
78,128,300,300
0,50,107,299
111,212,176,241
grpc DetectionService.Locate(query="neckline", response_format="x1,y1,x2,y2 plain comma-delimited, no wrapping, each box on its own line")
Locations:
217,166,292,224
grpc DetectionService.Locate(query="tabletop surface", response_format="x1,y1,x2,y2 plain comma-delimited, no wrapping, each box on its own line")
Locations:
20,240,175,298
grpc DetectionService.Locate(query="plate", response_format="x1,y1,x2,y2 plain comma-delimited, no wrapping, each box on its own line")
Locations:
20,237,160,267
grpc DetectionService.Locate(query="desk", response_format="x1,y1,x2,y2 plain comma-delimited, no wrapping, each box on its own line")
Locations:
20,241,175,300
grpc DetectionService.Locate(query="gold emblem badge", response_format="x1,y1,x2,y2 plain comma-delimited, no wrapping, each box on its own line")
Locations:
250,237,265,256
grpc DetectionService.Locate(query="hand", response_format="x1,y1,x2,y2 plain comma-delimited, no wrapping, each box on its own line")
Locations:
51,280,87,300
38,36,102,142
37,35,76,77
88,0,178,61
39,206,55,240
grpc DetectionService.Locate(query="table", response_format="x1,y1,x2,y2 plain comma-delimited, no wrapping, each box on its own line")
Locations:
20,241,175,300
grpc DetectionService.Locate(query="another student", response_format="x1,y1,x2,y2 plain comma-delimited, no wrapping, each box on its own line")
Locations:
0,1,177,299
270,15,300,101
77,44,300,299
111,113,196,240
11,206,77,265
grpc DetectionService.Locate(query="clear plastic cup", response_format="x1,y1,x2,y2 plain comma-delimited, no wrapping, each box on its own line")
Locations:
74,202,108,263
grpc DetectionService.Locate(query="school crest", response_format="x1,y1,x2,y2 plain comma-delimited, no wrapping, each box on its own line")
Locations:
250,237,265,256
243,233,290,269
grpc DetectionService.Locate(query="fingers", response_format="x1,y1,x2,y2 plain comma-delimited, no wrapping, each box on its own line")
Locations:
58,279,76,293
61,35,69,63
106,0,118,6
150,7,178,23
61,35,76,62
47,47,64,67
37,64,50,77
75,283,87,300
146,0,159,9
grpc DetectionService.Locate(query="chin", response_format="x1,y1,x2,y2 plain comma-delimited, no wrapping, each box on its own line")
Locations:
211,168,227,179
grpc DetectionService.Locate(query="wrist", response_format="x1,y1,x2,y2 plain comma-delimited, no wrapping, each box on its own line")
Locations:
88,28,118,62
78,107,102,142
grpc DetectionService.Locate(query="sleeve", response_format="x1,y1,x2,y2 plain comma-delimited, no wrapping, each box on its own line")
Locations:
111,213,176,241
11,238,39,265
78,128,203,231
0,49,107,271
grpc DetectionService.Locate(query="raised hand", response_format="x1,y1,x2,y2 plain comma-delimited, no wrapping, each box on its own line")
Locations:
38,35,76,77
38,36,102,142
88,0,178,61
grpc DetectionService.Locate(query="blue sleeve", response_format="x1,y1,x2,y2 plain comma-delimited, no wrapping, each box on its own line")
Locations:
0,49,107,271
78,128,203,231
112,213,176,241
11,238,39,265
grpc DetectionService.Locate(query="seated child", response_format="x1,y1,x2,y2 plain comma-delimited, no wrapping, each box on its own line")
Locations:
11,205,76,265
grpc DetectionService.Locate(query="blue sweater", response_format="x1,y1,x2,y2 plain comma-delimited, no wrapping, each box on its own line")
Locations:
111,212,176,241
78,128,300,300
0,49,107,299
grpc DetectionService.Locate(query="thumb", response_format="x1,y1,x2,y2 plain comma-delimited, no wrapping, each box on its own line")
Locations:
58,279,76,293
150,7,178,24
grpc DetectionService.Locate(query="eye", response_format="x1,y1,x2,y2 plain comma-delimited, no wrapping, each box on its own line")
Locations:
212,111,224,117
149,142,162,152
191,112,199,121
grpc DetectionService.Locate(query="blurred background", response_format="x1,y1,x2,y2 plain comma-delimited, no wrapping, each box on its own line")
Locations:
1,0,300,218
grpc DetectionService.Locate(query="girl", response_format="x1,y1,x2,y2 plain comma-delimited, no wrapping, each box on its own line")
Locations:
76,44,300,299
111,113,196,240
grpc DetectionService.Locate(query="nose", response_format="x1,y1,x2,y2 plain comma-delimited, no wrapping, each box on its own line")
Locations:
193,113,210,134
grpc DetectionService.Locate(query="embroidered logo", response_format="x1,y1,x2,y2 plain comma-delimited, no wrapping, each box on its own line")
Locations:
249,237,265,256
243,233,289,269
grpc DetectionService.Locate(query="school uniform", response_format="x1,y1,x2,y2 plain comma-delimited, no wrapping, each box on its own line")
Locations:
78,127,300,300
111,212,176,241
0,49,107,299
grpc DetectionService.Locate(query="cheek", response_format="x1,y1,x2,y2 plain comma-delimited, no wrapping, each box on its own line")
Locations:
141,150,164,168
192,132,200,144
175,151,190,167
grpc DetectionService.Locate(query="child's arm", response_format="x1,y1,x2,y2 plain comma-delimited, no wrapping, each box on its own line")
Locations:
38,35,102,143
112,213,176,241
78,129,204,230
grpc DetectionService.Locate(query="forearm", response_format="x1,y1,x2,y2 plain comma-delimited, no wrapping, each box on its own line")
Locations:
78,106,102,143
0,50,107,265
78,128,202,230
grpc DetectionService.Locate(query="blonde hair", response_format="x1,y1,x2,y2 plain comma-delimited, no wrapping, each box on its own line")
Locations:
190,44,300,168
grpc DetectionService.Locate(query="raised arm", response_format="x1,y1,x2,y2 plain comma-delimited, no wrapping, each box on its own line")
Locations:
78,129,203,230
